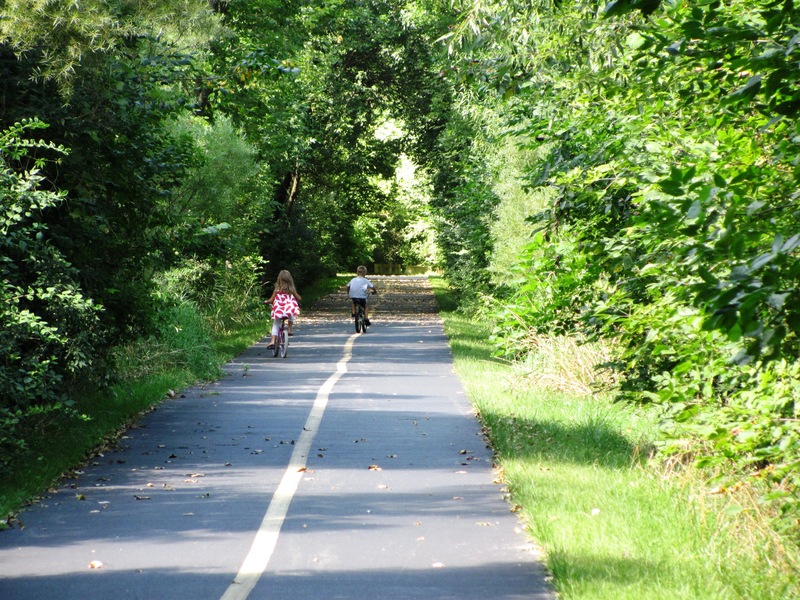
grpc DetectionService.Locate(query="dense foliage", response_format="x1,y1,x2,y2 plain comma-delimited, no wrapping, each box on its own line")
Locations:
435,0,800,521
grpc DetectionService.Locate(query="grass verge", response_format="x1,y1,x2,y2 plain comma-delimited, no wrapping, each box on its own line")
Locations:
430,277,799,600
0,275,345,524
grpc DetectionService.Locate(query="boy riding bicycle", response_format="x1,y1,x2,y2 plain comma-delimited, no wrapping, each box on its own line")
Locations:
347,265,376,325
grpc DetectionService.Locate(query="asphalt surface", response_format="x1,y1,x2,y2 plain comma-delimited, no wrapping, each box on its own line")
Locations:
0,277,555,599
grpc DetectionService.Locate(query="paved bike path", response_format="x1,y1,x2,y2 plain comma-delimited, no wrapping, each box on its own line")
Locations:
0,312,555,599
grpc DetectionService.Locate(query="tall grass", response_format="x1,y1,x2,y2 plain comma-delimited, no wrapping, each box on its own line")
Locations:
430,278,800,600
113,302,221,381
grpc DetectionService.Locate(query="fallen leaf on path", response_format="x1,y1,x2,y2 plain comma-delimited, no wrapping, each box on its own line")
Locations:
133,495,151,500
76,494,86,501
88,560,104,569
432,562,445,568
368,465,382,471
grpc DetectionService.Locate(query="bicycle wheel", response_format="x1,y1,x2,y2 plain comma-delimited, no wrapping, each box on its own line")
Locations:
272,326,280,357
354,308,362,333
280,326,288,358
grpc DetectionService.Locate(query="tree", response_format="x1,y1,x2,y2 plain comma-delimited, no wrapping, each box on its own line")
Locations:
0,120,102,461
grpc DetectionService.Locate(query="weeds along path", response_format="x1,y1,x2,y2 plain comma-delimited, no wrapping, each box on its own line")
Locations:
0,276,554,600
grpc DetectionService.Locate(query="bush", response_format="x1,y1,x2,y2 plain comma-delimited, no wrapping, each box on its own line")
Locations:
0,120,103,464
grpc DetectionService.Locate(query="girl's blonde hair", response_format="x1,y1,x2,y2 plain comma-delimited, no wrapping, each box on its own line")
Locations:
275,270,298,295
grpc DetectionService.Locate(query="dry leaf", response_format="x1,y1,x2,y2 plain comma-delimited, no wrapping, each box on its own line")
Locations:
88,560,104,569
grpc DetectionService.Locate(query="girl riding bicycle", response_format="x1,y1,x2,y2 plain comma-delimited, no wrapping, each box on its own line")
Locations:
266,270,301,349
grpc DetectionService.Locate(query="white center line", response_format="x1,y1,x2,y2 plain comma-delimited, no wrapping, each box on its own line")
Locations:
220,333,358,600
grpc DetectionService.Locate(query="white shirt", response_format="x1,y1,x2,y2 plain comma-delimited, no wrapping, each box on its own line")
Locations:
347,276,374,299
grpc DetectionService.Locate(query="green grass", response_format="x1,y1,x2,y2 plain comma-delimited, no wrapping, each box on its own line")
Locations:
430,277,800,600
0,275,347,524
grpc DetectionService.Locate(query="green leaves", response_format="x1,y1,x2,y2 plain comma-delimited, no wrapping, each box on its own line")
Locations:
1,123,103,463
437,0,800,523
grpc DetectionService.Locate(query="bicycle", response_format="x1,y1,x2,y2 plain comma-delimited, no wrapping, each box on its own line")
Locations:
352,289,376,334
272,317,289,358
354,302,368,334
